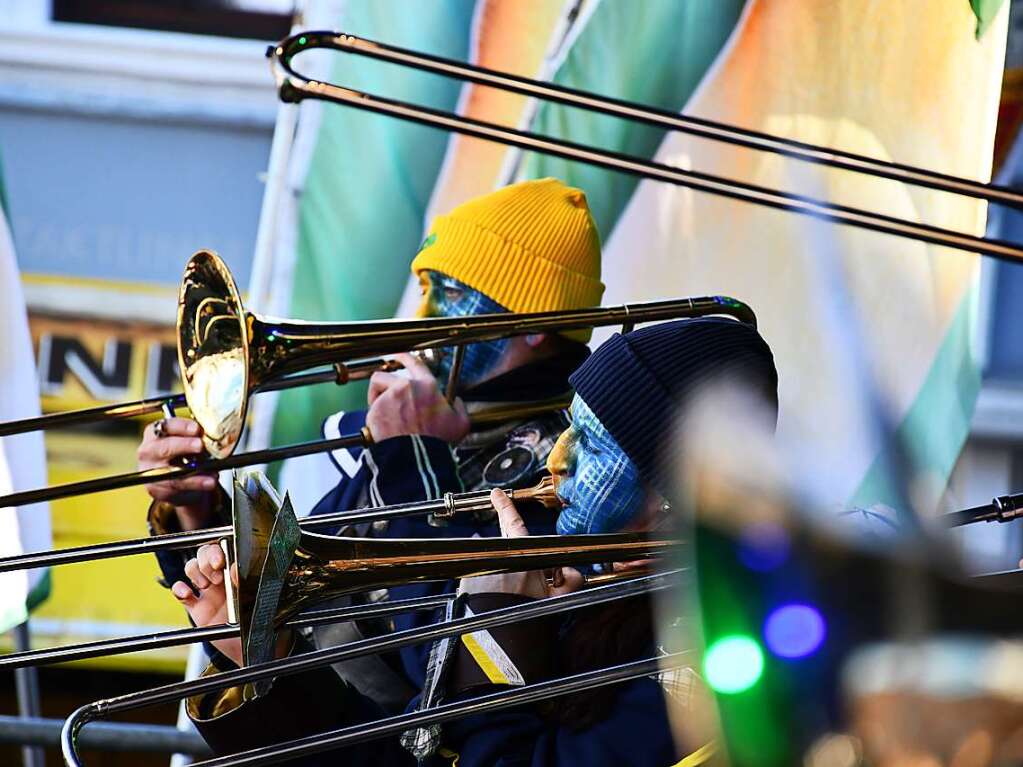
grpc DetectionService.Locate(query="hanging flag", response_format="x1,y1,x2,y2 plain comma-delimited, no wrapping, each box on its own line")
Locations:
392,0,588,316
394,0,747,305
424,0,571,224
583,0,1008,513
0,171,52,632
264,0,1006,521
518,0,749,236
267,0,477,455
270,0,581,507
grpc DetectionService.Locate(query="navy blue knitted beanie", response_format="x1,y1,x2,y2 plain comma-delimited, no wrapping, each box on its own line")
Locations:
569,318,778,499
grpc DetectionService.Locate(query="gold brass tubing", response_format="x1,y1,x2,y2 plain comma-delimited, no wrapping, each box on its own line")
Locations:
177,249,753,460
266,529,675,631
580,567,652,587
467,395,572,427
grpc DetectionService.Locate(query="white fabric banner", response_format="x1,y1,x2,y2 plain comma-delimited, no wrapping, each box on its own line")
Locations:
0,207,52,631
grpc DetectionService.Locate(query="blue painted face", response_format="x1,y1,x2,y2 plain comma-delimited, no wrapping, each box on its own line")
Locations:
547,394,645,535
417,271,510,392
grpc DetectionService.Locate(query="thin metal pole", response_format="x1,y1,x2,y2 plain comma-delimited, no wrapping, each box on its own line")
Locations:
945,493,1023,526
0,394,187,438
12,622,44,767
444,344,465,405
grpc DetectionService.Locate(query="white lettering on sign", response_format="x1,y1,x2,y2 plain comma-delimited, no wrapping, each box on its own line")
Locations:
37,333,179,403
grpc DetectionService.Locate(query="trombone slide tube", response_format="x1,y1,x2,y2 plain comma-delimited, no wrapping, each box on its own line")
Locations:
0,432,368,509
0,568,650,670
945,493,1023,526
237,295,754,393
0,594,453,671
270,33,1023,265
191,652,689,767
0,479,557,572
0,388,569,509
60,570,677,766
0,394,187,438
288,31,1023,210
0,355,398,440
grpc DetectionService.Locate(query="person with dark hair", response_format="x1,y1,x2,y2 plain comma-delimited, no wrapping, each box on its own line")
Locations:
176,317,779,767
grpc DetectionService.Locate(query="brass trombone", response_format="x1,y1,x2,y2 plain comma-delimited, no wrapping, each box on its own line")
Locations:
220,472,676,676
268,31,1023,264
0,249,755,509
62,571,685,767
53,471,681,766
0,474,660,671
0,477,560,669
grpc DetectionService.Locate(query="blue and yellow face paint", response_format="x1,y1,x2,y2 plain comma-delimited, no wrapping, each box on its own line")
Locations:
417,270,511,392
547,394,645,535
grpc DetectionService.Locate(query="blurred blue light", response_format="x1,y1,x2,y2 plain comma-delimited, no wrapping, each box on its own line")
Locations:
764,603,826,658
736,522,790,572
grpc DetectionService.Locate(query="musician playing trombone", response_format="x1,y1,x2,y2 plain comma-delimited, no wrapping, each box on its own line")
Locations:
138,178,605,708
171,317,779,766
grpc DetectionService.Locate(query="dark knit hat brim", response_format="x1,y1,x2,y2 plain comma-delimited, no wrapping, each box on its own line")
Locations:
570,318,778,500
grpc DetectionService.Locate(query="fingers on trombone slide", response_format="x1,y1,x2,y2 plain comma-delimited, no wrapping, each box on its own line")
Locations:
174,544,236,620
146,416,200,442
491,489,585,595
138,417,217,501
184,544,225,589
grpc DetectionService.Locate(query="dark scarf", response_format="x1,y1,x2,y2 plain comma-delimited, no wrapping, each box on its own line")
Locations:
462,342,589,406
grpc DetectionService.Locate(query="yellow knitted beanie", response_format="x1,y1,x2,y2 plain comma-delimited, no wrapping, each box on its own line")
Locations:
411,178,604,341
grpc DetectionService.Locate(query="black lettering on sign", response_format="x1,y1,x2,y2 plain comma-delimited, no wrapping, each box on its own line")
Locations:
39,334,132,400
147,343,180,395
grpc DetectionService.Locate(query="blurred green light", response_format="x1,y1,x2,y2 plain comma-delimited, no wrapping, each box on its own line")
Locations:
298,36,307,45
704,635,764,694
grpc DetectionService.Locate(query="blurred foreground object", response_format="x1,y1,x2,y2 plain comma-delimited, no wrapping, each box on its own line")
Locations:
669,385,1023,767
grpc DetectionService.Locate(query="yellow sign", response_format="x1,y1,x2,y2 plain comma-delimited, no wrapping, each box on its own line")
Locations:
14,289,192,673
31,313,180,413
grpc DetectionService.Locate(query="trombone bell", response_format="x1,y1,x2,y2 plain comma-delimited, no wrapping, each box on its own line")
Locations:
178,252,250,459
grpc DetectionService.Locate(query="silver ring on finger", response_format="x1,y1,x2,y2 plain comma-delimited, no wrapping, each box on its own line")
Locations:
153,418,168,439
